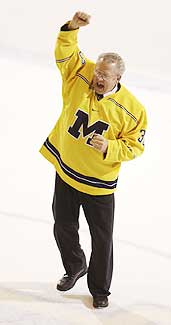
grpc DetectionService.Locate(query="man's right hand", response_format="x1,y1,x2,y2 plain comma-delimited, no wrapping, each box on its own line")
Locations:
68,11,91,30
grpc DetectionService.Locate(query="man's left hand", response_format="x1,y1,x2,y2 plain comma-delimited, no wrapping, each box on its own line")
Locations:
90,134,108,154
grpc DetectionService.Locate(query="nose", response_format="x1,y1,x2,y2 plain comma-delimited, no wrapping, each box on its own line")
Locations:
97,74,103,81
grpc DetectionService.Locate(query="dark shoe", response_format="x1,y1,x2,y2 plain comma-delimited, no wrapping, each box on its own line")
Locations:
56,267,87,291
93,296,109,308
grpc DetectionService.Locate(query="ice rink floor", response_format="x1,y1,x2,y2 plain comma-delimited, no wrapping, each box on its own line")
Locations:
0,56,171,324
1,212,171,325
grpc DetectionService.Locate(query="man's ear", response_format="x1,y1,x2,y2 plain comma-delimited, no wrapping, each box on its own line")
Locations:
117,75,121,81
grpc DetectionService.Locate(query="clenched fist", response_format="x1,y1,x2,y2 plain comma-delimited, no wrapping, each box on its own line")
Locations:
68,11,91,30
90,134,108,154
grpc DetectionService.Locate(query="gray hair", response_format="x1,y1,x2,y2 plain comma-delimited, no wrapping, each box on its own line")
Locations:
97,52,126,76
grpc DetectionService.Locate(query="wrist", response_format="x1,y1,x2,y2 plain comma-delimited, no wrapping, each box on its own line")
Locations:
68,21,79,30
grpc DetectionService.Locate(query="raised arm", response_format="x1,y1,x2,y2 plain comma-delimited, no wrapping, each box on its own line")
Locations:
54,12,91,81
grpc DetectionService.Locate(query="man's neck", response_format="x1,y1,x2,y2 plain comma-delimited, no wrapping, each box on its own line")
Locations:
103,83,118,97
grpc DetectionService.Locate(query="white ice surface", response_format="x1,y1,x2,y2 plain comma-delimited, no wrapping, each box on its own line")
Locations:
0,56,171,324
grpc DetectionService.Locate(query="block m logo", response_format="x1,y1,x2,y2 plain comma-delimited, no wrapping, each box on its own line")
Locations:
68,109,109,145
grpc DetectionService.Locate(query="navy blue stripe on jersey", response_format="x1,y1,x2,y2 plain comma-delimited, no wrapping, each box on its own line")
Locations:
56,54,73,63
108,98,137,123
44,138,118,189
76,73,90,86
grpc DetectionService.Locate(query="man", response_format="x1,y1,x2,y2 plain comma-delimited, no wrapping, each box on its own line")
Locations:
39,11,147,308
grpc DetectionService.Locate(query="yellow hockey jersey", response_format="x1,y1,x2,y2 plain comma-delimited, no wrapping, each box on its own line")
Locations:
39,26,147,195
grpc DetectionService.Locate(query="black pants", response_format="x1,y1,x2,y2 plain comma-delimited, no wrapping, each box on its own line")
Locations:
52,172,115,297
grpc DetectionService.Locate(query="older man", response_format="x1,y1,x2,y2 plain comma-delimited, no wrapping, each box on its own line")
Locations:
39,11,147,308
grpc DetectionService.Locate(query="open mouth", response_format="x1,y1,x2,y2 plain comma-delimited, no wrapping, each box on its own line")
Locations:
96,82,104,91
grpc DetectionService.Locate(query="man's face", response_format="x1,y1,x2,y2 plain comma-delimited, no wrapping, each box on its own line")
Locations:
92,59,120,94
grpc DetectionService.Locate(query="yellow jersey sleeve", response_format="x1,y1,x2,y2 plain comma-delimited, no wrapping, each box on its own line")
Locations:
54,23,87,82
104,106,147,163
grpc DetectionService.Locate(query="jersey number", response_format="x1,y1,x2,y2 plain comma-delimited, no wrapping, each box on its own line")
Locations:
138,129,146,146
